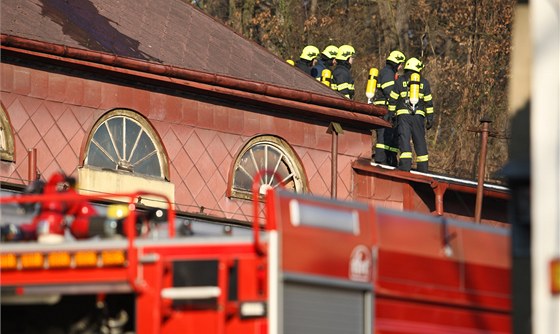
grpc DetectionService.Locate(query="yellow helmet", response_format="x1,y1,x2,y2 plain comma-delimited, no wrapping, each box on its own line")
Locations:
286,59,295,66
387,50,406,64
404,57,424,72
322,45,339,59
300,45,320,61
336,45,355,61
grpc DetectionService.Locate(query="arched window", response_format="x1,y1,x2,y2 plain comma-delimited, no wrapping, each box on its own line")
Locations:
230,135,307,200
84,109,169,180
0,104,15,162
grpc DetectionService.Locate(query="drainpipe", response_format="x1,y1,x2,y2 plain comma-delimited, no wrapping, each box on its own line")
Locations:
431,181,449,216
27,148,37,182
475,118,492,223
327,122,344,199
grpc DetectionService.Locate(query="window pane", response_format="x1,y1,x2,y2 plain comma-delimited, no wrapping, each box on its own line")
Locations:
239,150,257,177
252,146,266,171
87,144,116,170
107,117,124,160
125,120,142,161
264,146,280,170
265,147,284,181
233,168,253,191
130,132,156,165
85,111,166,179
232,139,303,197
91,125,117,160
276,159,290,179
135,154,161,176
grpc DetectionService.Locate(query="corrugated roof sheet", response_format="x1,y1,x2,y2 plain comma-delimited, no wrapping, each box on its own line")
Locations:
1,0,339,97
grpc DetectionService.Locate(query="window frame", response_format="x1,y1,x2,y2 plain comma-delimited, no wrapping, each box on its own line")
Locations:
228,135,308,201
82,109,169,181
0,103,15,162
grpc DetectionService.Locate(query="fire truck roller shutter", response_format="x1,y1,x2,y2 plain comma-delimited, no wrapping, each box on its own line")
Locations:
283,273,372,334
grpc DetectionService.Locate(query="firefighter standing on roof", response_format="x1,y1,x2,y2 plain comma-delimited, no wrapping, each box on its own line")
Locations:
388,57,434,172
332,45,356,99
372,50,406,166
311,45,338,81
295,45,320,76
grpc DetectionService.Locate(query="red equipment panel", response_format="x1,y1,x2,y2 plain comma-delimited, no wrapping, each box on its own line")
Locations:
374,208,511,333
265,189,375,334
268,189,376,282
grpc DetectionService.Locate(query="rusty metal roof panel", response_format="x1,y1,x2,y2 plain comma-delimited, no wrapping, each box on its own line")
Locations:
1,0,338,97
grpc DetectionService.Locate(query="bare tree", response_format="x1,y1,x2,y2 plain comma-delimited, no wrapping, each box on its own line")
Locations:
197,0,514,181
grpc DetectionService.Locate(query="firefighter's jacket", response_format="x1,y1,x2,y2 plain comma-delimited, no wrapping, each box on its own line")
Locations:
387,72,434,118
372,62,399,106
332,61,355,99
311,58,328,80
295,59,313,76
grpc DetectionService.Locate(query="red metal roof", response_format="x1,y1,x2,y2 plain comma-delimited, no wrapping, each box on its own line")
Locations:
1,0,388,126
1,0,336,97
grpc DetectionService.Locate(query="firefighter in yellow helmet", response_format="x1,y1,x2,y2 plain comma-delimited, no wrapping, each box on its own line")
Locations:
332,45,356,99
295,45,320,76
310,45,338,81
372,50,406,166
387,57,434,172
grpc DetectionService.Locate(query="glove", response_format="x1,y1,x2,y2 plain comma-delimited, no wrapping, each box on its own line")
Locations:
404,98,414,113
383,112,397,127
426,114,434,130
390,114,397,127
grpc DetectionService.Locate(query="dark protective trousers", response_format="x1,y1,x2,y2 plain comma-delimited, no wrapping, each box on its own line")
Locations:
373,111,398,166
397,114,428,172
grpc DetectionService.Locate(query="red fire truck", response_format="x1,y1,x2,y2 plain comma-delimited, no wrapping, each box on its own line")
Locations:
0,175,511,333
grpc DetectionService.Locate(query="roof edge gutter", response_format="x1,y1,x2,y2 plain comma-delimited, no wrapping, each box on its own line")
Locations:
351,159,511,199
1,34,386,118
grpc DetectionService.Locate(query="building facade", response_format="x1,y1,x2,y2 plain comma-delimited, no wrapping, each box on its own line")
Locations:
0,0,508,227
0,0,387,225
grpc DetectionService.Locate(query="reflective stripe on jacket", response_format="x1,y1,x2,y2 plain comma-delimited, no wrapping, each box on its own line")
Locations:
332,62,355,99
387,72,434,117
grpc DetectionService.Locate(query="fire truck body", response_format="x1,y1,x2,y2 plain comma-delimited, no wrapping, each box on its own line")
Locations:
0,187,511,333
373,209,510,334
268,189,511,334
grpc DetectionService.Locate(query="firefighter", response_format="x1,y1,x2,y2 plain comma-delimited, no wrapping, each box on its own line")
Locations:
332,44,356,99
295,45,320,76
310,45,338,81
387,57,434,172
372,50,406,166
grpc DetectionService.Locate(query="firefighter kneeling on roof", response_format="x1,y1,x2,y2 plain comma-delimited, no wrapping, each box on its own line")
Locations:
387,57,434,172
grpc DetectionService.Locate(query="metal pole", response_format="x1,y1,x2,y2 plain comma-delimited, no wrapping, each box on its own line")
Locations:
327,122,343,199
331,130,338,198
432,182,449,216
474,119,491,223
27,148,37,182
